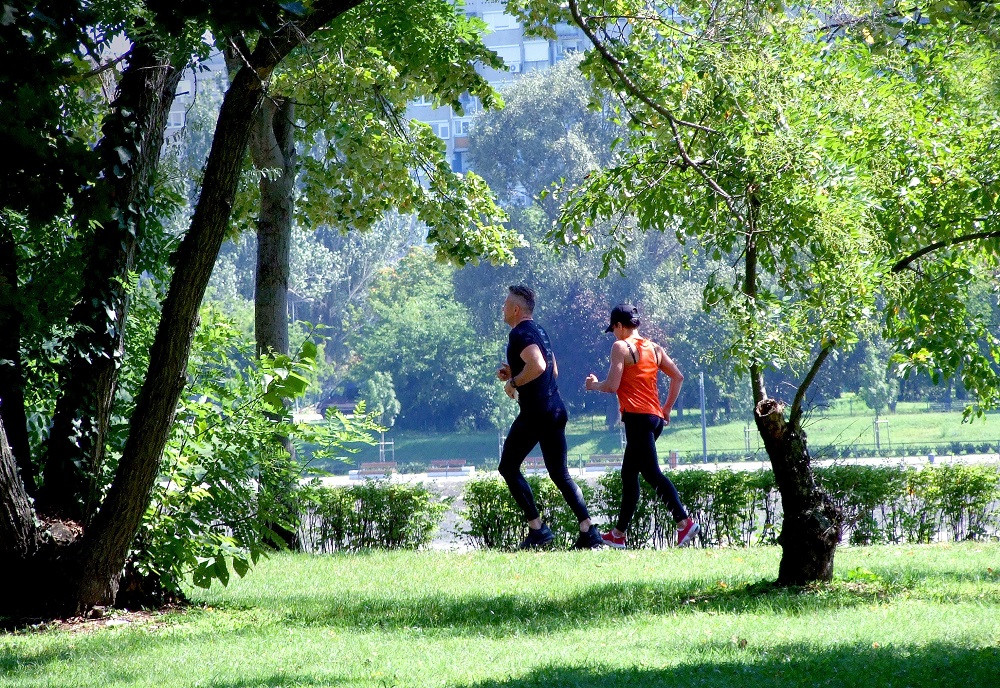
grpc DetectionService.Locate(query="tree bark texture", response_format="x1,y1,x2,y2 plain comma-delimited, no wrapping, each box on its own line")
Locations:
0,418,39,561
0,222,33,497
755,398,843,585
68,0,363,611
38,41,184,523
250,96,299,549
251,97,295,359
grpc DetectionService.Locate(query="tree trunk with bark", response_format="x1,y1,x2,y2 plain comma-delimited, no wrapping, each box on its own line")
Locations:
249,95,299,550
755,397,842,584
251,96,295,360
0,223,33,497
744,199,841,586
37,41,184,523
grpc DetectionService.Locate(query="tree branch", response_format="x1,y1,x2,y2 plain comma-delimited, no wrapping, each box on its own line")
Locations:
566,0,746,226
789,340,835,428
892,229,1000,272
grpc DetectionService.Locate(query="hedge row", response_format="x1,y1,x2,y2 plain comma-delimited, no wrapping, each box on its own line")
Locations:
293,464,1000,552
298,482,450,552
460,464,1000,549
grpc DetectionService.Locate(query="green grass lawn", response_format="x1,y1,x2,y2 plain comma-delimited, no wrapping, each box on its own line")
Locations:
331,398,999,469
4,544,999,687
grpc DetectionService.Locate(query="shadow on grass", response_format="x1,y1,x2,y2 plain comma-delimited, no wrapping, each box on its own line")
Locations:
452,641,1000,688
270,577,905,634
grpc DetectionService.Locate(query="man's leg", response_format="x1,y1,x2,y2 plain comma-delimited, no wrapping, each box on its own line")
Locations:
498,414,543,523
538,405,590,525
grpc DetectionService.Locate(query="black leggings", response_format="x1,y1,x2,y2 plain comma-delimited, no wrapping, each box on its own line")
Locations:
617,412,688,532
498,402,590,523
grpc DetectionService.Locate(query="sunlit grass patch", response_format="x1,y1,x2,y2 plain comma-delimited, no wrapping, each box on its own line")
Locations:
2,543,998,687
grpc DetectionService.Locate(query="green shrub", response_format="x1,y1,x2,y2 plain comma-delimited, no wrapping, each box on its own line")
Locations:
300,481,450,551
458,475,598,549
116,304,379,604
932,464,1000,541
458,477,525,550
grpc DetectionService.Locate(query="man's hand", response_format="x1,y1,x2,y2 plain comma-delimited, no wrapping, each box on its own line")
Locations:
496,363,512,381
504,380,517,399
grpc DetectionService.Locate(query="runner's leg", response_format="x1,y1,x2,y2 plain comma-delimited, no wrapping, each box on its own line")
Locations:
538,403,590,523
498,413,542,521
633,413,688,523
616,413,643,533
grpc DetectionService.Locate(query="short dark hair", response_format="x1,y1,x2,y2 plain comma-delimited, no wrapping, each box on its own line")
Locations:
508,285,535,313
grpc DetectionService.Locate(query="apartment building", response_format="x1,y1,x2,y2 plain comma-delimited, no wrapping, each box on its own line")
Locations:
165,3,585,170
406,0,588,173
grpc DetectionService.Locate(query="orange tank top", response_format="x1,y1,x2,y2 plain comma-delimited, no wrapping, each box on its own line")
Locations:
616,338,662,417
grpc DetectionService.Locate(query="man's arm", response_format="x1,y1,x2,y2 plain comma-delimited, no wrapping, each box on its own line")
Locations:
656,344,684,422
585,341,626,393
511,344,546,387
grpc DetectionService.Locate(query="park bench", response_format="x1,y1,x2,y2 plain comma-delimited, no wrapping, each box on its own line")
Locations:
585,454,623,472
523,456,547,475
349,461,397,479
427,459,475,477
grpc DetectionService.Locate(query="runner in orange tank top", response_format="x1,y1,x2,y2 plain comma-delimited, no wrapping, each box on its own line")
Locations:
585,304,699,549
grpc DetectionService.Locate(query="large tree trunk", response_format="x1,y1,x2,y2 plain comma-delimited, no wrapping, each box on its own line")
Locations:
755,397,842,585
0,222,33,497
249,96,300,550
64,2,363,612
0,416,85,618
743,196,841,585
37,41,184,523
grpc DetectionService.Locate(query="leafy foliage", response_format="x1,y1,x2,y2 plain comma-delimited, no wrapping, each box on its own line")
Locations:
460,464,1000,551
115,303,378,603
299,480,450,551
352,247,499,431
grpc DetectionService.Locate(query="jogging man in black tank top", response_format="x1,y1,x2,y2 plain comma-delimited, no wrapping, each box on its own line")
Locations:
496,285,603,549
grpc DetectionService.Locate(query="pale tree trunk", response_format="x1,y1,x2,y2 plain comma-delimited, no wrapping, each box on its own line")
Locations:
251,96,295,360
249,96,300,550
37,41,184,523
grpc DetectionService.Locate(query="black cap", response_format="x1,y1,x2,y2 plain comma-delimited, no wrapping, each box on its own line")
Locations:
605,303,641,332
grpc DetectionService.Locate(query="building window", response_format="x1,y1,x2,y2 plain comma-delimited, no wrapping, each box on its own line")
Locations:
167,110,185,129
428,121,450,139
523,40,549,63
492,44,522,73
454,119,472,136
483,11,519,31
562,40,581,55
459,93,481,115
452,151,464,173
411,95,431,107
176,80,192,103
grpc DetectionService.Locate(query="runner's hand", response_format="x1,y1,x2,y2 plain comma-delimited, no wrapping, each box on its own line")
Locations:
504,380,517,399
497,363,512,381
585,374,599,391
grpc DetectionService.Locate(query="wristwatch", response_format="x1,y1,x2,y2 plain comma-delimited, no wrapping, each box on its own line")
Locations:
509,376,517,388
